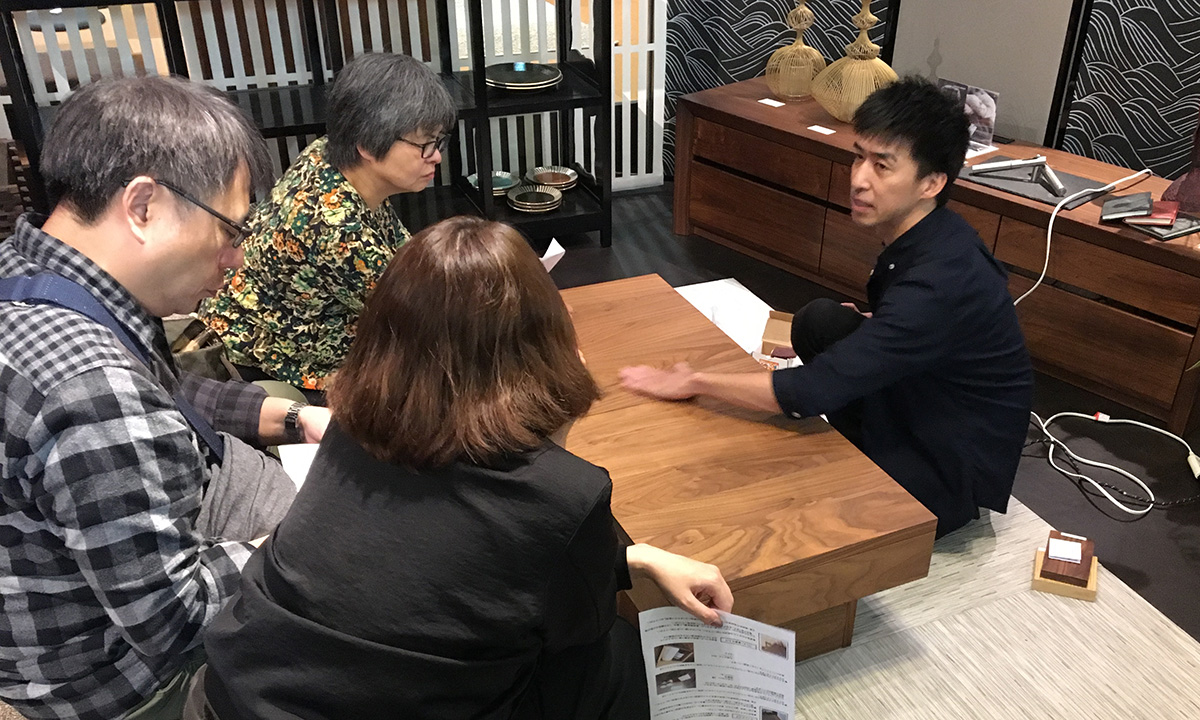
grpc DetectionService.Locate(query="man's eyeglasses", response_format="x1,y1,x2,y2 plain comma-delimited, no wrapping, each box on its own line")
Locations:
399,134,451,160
155,178,251,248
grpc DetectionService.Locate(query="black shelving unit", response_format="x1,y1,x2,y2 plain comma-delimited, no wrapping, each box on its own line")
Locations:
432,0,613,247
2,0,613,247
0,0,327,212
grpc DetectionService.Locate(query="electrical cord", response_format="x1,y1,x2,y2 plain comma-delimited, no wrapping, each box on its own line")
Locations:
1006,166,1174,516
1012,167,1153,306
1028,411,1200,515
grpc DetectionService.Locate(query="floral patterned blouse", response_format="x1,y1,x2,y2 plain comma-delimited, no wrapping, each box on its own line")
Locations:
200,137,410,391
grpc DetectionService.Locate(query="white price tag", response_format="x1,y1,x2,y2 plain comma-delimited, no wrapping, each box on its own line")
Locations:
758,98,785,108
1048,538,1082,564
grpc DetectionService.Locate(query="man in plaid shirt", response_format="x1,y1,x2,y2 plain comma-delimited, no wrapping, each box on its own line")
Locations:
0,77,329,719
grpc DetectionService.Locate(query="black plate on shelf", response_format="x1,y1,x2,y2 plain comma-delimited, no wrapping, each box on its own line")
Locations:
485,62,563,91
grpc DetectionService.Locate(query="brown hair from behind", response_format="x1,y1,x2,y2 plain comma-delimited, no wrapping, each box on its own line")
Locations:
327,216,600,468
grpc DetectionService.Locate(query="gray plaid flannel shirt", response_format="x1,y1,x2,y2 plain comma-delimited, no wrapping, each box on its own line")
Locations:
0,215,268,720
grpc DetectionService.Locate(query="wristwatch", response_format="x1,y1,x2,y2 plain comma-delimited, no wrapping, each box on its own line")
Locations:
284,402,308,444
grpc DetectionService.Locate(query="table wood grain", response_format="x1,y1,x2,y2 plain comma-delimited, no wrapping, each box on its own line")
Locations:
563,275,936,652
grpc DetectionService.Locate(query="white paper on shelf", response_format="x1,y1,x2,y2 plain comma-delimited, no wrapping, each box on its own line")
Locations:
640,607,795,720
758,98,785,108
541,238,565,272
277,443,319,490
807,124,836,135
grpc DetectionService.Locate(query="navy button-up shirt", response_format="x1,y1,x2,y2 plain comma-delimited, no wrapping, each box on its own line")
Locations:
772,205,1033,536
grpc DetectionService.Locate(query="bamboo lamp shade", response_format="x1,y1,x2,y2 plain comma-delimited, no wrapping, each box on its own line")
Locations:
811,0,898,122
765,2,827,101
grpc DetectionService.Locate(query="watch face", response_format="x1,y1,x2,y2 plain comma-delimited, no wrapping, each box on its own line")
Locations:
285,402,307,441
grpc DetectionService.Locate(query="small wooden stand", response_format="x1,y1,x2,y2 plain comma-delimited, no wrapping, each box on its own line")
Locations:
1032,533,1099,602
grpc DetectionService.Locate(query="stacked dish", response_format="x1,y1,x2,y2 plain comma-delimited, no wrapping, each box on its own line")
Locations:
484,62,563,92
525,165,577,191
466,171,518,196
507,184,563,213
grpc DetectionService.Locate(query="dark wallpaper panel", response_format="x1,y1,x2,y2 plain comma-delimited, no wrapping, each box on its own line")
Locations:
664,0,890,176
1062,0,1200,180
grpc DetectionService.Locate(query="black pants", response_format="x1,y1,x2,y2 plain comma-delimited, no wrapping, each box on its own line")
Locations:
790,298,867,448
183,618,649,720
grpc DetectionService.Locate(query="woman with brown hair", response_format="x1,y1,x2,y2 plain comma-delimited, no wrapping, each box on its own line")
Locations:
185,216,733,720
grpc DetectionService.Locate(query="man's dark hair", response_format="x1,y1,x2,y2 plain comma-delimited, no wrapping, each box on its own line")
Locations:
852,75,970,206
325,53,458,169
41,75,273,223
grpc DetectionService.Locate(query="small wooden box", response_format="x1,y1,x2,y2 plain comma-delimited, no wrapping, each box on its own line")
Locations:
1032,546,1098,602
761,310,794,356
1039,530,1095,587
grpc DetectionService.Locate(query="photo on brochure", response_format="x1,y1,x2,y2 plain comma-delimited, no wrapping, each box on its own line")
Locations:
654,642,696,667
938,78,999,150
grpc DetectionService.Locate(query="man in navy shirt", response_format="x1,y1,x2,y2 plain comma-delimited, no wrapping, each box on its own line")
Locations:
621,77,1033,537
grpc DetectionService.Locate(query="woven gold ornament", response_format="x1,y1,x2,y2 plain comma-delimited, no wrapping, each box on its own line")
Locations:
765,2,827,101
810,0,898,122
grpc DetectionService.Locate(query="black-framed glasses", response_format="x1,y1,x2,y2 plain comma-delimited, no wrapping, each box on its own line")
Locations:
399,134,451,159
155,178,251,248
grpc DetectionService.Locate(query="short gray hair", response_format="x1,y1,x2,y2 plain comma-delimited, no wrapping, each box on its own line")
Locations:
325,53,458,169
41,75,273,223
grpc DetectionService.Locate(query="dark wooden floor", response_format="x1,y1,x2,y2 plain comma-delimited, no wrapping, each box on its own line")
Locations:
553,184,1200,643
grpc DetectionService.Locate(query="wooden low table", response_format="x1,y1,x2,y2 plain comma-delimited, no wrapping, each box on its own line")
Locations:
563,274,936,661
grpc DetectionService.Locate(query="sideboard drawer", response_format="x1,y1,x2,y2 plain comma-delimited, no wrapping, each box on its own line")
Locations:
829,163,851,209
689,162,824,272
820,209,880,299
1010,275,1190,410
694,117,831,200
995,217,1200,326
948,201,1001,252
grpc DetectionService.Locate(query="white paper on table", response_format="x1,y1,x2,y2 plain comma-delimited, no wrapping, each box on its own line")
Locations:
541,238,565,272
277,443,319,490
639,607,794,720
674,278,773,355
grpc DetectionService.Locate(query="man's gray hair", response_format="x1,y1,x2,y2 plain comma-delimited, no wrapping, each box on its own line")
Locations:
40,75,273,223
325,53,458,169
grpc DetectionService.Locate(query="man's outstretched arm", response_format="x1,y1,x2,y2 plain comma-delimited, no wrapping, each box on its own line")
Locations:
619,362,783,414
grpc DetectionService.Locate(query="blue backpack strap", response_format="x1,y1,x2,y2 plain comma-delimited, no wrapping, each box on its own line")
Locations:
0,273,226,464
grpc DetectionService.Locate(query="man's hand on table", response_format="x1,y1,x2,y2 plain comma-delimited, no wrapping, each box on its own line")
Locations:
627,544,733,627
621,362,784,414
619,362,698,400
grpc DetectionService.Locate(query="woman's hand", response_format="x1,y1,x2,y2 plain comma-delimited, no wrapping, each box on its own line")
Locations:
626,544,733,626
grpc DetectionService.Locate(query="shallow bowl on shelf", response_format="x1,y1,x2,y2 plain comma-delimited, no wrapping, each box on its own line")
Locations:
484,62,563,92
467,171,519,196
525,165,578,190
507,184,563,213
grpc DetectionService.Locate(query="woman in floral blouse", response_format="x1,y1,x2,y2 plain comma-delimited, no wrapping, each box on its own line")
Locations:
201,53,456,401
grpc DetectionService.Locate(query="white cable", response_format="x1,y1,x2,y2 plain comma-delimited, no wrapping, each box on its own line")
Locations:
1013,168,1153,306
1030,411,1199,516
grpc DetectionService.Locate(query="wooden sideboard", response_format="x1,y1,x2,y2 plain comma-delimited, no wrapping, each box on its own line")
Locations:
674,77,1200,433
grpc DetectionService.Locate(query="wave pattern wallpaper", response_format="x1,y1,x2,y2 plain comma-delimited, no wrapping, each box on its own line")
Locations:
1062,0,1200,179
664,0,890,176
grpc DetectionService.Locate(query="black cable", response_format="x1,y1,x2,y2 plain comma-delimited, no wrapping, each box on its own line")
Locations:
1023,433,1200,509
